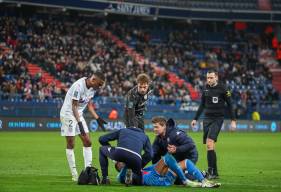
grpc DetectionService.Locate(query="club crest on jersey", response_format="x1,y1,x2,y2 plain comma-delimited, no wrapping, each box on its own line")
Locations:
144,94,148,100
212,97,218,103
167,137,170,143
226,90,231,97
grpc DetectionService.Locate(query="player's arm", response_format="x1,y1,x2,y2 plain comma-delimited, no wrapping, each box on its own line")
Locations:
87,100,99,119
72,99,85,135
173,133,196,153
88,100,107,131
191,91,205,127
125,92,137,127
142,135,153,168
98,130,120,146
224,88,237,131
72,99,80,122
71,85,86,135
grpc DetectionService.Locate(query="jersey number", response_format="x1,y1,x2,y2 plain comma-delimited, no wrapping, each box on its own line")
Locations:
69,120,73,128
68,120,73,132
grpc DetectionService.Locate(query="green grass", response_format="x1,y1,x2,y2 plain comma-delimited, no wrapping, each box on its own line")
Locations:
0,131,281,192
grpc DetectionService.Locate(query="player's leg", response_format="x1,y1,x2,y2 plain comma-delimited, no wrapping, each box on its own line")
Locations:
206,138,216,177
61,116,78,181
203,119,212,177
126,156,142,185
179,159,204,182
65,136,78,181
161,154,187,183
113,150,143,185
161,154,201,187
203,119,216,178
78,117,92,168
179,159,221,188
115,161,141,185
205,118,223,179
99,146,116,184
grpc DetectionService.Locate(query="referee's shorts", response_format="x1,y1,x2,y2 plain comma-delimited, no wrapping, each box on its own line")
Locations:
203,117,224,144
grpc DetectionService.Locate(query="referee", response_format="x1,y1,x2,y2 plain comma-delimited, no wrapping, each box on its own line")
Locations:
191,69,236,179
124,73,153,129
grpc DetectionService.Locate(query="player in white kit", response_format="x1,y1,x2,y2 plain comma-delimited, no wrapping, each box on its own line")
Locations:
60,72,107,181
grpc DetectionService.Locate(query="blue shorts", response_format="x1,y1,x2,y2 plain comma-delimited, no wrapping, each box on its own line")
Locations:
142,165,176,186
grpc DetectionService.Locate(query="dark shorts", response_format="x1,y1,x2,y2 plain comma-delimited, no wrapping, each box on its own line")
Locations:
203,118,224,144
99,146,143,185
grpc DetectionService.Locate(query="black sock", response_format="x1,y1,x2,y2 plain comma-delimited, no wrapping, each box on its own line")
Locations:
207,150,216,174
213,151,218,175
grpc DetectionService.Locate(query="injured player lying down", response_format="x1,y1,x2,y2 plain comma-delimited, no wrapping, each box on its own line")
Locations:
115,153,221,188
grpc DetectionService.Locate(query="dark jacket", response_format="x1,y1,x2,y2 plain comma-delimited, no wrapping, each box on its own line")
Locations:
152,119,198,164
99,127,152,167
194,83,236,120
124,85,153,128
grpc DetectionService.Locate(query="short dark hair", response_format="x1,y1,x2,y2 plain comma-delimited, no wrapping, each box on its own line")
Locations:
207,69,218,76
152,116,167,126
137,73,150,84
93,71,106,82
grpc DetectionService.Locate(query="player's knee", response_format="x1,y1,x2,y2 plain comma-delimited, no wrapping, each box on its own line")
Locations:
66,137,75,149
67,142,74,149
163,153,172,160
83,139,92,147
163,153,177,167
206,139,214,150
99,146,104,154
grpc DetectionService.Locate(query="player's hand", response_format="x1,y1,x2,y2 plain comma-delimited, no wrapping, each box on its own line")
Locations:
191,120,197,128
167,144,177,154
230,120,237,132
97,117,107,131
78,121,86,136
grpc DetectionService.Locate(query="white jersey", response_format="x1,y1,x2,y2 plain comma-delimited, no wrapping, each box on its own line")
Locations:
60,77,96,118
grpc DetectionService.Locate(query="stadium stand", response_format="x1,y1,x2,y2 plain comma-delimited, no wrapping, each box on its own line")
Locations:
0,5,280,120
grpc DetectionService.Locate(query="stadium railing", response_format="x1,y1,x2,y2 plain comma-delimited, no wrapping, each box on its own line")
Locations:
0,96,280,120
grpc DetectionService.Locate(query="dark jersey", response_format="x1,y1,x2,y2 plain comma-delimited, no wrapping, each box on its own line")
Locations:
194,83,235,120
124,85,153,128
99,127,152,166
152,119,198,164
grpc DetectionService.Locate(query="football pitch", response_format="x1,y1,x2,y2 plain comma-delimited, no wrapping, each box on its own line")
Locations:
0,131,280,192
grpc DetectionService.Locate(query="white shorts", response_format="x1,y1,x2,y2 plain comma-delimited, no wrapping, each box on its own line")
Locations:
60,115,89,136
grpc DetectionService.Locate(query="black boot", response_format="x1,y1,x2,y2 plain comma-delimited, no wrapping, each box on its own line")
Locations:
101,177,111,185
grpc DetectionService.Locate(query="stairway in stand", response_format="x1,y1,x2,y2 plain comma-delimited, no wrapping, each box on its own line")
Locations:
271,68,281,94
26,63,65,89
96,28,199,100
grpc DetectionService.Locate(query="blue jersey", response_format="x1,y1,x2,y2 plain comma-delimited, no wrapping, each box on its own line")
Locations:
118,165,176,186
142,165,176,186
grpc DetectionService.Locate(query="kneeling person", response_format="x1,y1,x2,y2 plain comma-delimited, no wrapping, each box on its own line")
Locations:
99,126,152,185
116,153,220,188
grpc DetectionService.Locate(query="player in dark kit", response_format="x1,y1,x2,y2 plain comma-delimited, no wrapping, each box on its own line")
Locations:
191,69,236,179
98,126,152,185
124,73,153,129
